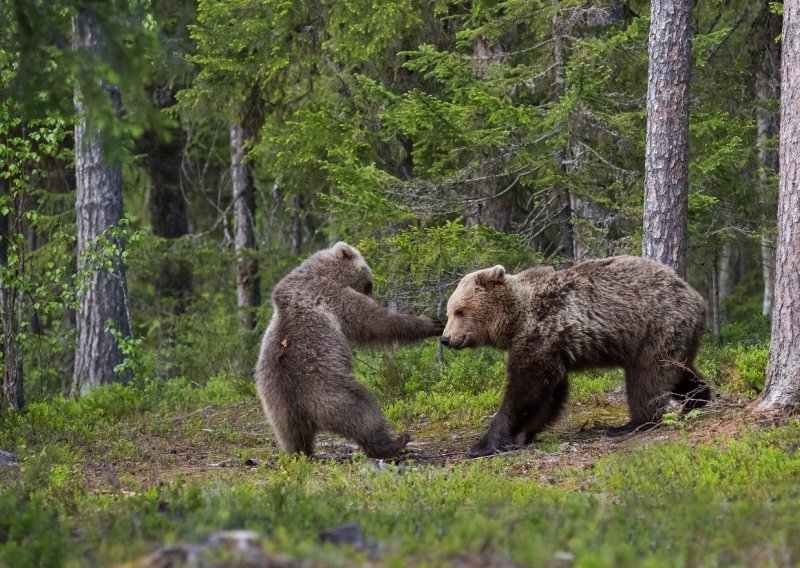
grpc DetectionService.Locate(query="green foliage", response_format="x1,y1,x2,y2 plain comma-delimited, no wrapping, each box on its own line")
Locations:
164,295,260,382
720,343,770,398
359,222,544,311
0,1,794,562
3,374,800,566
0,375,251,452
355,342,506,426
0,491,69,567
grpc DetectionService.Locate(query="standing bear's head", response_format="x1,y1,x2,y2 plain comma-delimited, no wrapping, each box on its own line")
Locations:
441,265,518,350
324,241,374,297
273,241,374,308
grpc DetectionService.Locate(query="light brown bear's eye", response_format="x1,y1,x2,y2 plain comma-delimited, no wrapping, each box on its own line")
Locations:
454,309,464,317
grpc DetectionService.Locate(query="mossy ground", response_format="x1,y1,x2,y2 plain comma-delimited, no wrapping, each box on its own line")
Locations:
1,341,797,567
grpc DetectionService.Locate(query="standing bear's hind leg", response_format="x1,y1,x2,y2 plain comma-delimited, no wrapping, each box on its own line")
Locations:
273,420,317,457
319,380,410,459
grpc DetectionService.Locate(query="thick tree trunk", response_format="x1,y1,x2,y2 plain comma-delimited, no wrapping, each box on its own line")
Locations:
760,2,800,410
147,87,192,313
642,0,691,278
72,8,132,394
756,71,778,317
0,179,23,409
230,122,260,330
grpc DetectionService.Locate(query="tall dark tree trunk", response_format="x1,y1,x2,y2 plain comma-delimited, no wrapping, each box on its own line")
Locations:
753,0,782,319
72,8,132,394
642,0,691,278
466,35,515,233
760,1,800,410
147,87,192,313
756,70,779,317
0,178,23,409
230,122,260,330
552,7,575,260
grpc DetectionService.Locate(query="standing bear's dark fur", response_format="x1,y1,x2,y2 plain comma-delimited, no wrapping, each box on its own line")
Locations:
440,256,710,457
255,242,444,458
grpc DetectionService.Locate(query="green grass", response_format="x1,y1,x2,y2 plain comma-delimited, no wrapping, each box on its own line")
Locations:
1,342,794,567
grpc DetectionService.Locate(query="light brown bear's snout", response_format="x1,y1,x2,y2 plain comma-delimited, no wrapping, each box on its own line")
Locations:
440,334,471,349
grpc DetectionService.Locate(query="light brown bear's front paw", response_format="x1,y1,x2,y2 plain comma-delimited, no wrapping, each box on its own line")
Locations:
466,444,495,458
466,432,507,458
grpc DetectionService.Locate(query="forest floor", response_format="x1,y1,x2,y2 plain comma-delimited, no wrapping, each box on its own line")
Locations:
1,352,799,567
74,389,759,493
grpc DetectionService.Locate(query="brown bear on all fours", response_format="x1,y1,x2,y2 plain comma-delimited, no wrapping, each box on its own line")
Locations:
255,242,444,459
440,256,711,457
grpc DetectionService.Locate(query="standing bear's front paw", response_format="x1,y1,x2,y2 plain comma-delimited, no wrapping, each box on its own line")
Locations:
365,432,411,460
420,315,445,337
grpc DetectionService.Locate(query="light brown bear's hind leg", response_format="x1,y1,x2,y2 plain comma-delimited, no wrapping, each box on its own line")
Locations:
607,363,672,437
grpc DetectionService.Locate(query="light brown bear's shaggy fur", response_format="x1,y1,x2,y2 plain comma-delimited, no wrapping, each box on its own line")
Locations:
441,256,710,457
255,242,443,458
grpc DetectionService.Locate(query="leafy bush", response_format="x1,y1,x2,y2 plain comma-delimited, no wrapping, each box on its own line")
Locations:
165,296,260,383
355,343,506,426
0,375,252,451
721,343,770,397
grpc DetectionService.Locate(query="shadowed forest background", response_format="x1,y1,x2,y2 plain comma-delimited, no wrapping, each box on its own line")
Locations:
2,0,800,566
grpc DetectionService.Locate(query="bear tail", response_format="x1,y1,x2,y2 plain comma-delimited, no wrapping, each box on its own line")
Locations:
671,367,711,411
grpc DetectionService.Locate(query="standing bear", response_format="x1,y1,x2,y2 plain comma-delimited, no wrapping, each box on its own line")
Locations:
440,256,711,457
255,241,444,458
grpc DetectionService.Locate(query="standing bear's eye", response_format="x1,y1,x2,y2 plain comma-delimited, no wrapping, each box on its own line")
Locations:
454,309,464,317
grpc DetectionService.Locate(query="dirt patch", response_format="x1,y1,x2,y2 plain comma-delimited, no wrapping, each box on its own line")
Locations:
58,392,791,493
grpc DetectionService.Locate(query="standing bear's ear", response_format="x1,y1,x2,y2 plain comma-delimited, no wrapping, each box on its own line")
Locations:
476,265,506,286
332,241,356,260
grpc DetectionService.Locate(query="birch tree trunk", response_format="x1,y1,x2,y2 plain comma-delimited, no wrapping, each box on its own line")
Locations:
230,122,260,330
760,1,800,410
718,242,733,301
642,0,691,278
710,251,721,344
72,8,132,394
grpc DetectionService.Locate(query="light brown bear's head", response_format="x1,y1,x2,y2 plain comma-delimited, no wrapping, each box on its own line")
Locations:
441,265,516,350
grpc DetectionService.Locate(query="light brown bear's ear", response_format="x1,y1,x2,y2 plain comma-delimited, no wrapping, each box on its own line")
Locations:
476,265,506,286
332,241,355,260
